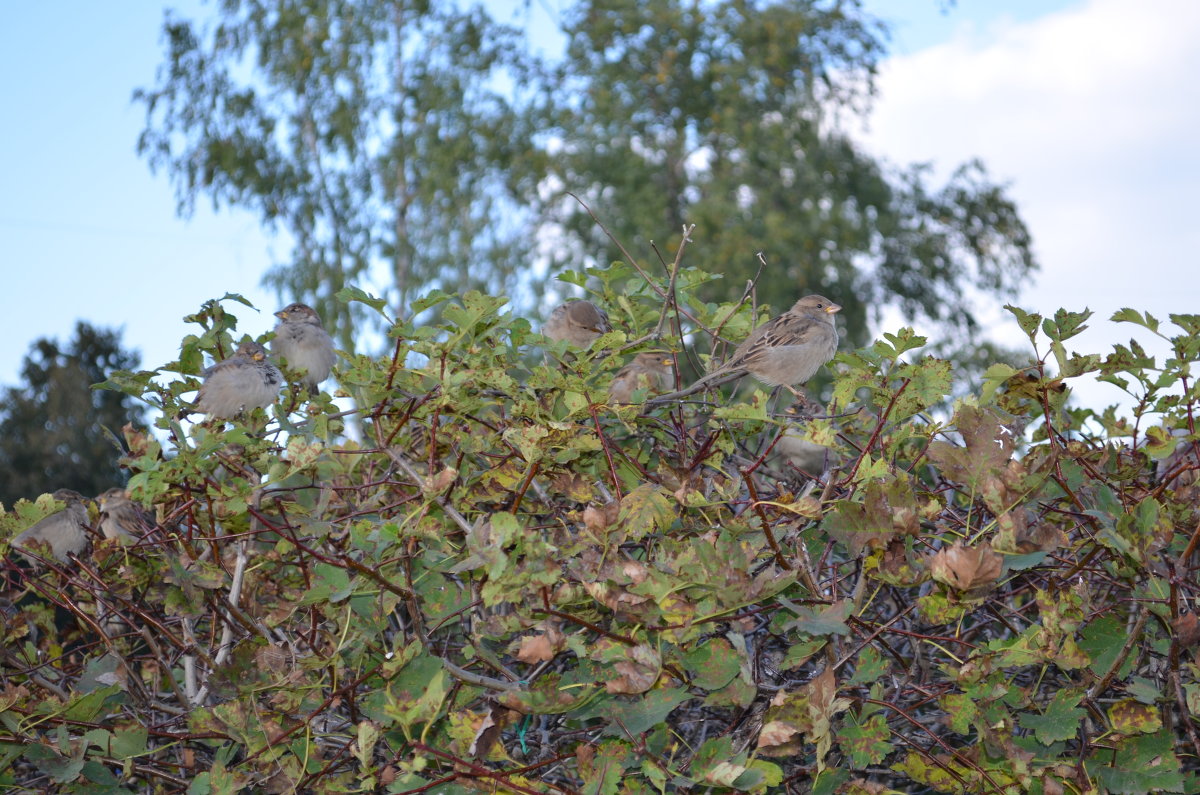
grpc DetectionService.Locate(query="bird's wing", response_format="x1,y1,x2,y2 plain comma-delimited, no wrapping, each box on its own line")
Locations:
732,313,827,367
568,301,611,333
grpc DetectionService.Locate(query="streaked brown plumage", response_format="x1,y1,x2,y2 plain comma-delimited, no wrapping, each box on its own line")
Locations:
543,300,612,348
196,341,282,419
648,294,840,404
97,488,151,541
272,303,336,395
10,489,89,565
608,352,675,404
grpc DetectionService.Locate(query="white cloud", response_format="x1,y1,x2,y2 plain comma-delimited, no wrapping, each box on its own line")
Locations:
857,0,1200,411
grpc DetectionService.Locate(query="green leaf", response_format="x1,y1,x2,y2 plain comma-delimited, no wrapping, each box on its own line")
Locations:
299,563,353,605
876,327,928,357
1088,730,1190,794
892,750,971,794
1042,307,1093,342
335,286,389,315
110,726,149,760
783,599,851,637
219,292,255,308
682,638,741,691
811,768,851,795
600,688,691,736
581,741,629,795
846,646,887,687
1019,689,1084,744
1112,308,1161,333
408,289,454,316
1126,677,1161,706
1006,305,1043,343
617,484,676,541
1143,426,1178,460
61,687,117,723
781,639,826,670
980,362,1018,404
892,357,953,418
1080,615,1128,677
562,390,589,416
23,743,84,784
840,709,894,767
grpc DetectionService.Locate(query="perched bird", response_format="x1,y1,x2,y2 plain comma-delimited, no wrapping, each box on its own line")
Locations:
10,489,90,565
272,302,336,395
647,295,840,404
1158,433,1200,505
97,488,151,542
196,341,282,419
772,399,831,478
608,352,675,404
543,300,612,348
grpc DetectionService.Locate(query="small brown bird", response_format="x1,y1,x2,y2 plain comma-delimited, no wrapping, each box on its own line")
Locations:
648,294,840,404
608,352,675,404
10,489,90,565
543,300,612,348
196,341,283,419
97,488,151,542
272,303,336,395
1158,434,1200,504
772,399,831,478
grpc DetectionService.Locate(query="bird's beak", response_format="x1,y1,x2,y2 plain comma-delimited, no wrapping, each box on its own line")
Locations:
825,303,842,314
253,351,265,361
274,310,288,320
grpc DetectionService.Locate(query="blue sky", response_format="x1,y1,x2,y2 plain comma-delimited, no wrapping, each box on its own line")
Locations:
2,0,1195,414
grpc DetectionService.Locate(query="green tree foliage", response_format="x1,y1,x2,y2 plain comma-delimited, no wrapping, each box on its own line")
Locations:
0,323,143,507
136,0,1035,361
544,0,1035,350
134,0,541,348
3,265,1199,793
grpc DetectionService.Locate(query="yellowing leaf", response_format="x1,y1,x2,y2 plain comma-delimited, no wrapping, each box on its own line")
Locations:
1108,698,1162,735
617,484,676,540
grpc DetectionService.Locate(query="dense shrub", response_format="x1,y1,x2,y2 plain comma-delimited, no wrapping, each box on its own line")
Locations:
2,263,1199,794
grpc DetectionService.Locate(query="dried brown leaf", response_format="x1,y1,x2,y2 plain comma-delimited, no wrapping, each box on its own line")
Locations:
929,542,1004,593
757,719,801,750
1174,612,1200,648
424,466,457,496
468,703,513,759
515,634,556,664
606,659,659,694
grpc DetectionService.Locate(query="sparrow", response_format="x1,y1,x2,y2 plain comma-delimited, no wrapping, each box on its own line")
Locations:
196,341,282,419
1158,435,1200,504
543,300,612,348
647,295,840,404
10,489,90,565
608,352,675,404
97,488,152,541
272,302,336,395
772,399,831,477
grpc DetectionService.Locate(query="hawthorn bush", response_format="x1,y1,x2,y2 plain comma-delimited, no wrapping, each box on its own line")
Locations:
2,257,1200,794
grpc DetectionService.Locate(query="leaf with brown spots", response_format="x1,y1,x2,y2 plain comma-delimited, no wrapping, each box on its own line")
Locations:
1107,698,1162,735
550,471,595,502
